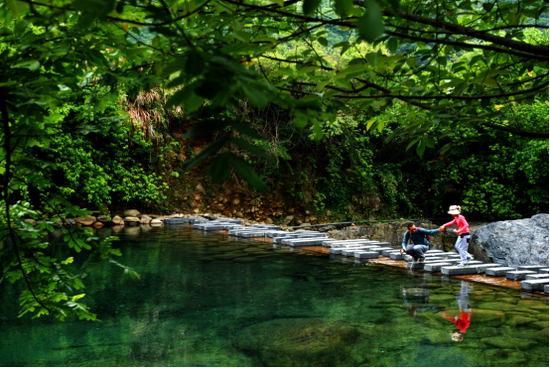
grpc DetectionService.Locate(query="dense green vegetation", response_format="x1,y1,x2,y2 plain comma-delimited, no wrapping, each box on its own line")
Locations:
1,0,548,321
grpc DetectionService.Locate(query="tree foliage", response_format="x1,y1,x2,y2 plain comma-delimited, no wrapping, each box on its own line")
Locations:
0,0,548,320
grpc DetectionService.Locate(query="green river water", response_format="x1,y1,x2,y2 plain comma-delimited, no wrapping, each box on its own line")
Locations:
0,225,548,366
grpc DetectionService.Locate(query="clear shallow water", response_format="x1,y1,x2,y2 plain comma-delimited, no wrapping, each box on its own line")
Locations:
0,225,548,367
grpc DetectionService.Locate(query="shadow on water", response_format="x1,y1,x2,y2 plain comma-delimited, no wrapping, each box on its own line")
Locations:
0,225,548,366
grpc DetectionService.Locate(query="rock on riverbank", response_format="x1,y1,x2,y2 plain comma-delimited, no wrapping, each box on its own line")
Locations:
471,214,549,268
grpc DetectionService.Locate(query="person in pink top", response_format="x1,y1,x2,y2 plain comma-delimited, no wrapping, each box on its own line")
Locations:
439,205,474,267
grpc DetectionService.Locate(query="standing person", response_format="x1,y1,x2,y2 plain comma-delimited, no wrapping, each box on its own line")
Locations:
439,205,473,267
400,223,441,262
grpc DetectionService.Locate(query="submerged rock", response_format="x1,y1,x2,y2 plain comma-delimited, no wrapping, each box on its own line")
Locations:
471,214,549,267
233,318,359,366
481,336,537,350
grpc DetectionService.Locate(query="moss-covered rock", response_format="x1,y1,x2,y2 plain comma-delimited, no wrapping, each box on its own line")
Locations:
505,315,537,327
481,336,537,350
233,318,359,366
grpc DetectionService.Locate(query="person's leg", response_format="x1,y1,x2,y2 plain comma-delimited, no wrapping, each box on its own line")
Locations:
456,237,468,264
413,244,428,261
405,244,417,260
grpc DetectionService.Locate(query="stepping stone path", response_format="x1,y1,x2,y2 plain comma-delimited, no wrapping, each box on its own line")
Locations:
188,218,548,294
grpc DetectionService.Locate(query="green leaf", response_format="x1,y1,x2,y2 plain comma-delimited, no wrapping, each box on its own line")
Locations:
318,37,328,46
416,140,426,156
208,153,231,182
229,154,268,192
11,60,40,71
242,86,269,109
387,38,398,54
293,113,308,128
334,0,353,18
6,0,27,17
311,119,323,140
303,0,322,16
184,120,229,139
406,139,419,151
357,0,385,42
366,118,377,131
182,136,229,171
424,137,435,148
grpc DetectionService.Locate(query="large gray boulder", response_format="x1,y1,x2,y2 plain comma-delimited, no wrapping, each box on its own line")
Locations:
471,214,549,267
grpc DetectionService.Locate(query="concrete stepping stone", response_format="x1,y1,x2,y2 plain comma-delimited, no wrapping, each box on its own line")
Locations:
282,238,328,246
485,267,516,277
341,248,372,256
389,253,406,260
382,249,401,257
441,265,479,275
164,218,186,224
520,279,550,292
264,231,289,238
237,231,266,238
294,233,328,239
371,242,392,247
506,270,537,281
472,263,501,273
321,239,373,247
423,258,446,264
426,250,444,254
424,262,453,272
364,247,387,255
330,248,355,255
517,265,546,272
211,219,242,224
538,268,549,274
354,251,380,259
197,225,226,231
408,262,427,270
525,274,550,280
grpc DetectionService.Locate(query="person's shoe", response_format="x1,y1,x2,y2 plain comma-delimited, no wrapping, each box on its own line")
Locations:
456,263,468,267
467,255,474,261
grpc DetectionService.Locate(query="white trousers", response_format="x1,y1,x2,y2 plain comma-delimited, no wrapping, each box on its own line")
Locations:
455,235,471,263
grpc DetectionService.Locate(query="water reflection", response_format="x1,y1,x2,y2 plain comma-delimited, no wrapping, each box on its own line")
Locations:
402,278,438,317
441,280,472,341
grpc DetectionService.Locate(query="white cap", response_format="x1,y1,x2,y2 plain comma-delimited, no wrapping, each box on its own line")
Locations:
448,205,461,215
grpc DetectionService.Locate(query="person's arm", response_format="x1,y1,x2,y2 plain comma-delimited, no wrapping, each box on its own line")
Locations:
441,218,457,228
439,218,457,231
402,231,409,248
422,228,442,235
